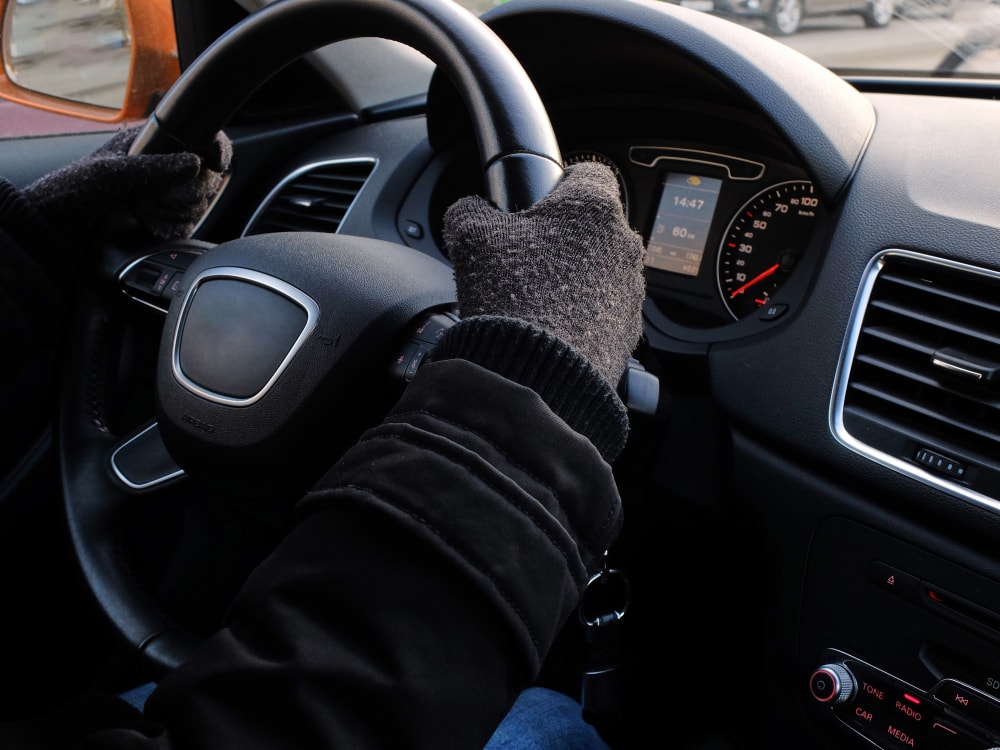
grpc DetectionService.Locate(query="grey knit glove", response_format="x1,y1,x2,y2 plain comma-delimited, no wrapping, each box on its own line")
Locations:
23,124,231,241
443,161,646,387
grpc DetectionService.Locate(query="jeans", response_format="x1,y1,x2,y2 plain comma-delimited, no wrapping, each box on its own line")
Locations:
120,682,609,750
483,687,611,750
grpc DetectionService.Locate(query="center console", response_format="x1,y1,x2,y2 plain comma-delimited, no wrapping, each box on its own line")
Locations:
802,518,1000,749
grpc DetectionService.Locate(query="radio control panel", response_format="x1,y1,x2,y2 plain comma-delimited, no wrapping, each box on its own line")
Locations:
811,648,1000,749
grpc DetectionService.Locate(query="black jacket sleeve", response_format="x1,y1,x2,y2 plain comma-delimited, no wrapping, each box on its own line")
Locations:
84,356,624,750
0,179,65,479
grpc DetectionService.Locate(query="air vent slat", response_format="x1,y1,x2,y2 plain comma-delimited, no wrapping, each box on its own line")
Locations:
276,192,356,207
869,299,1000,347
880,269,1000,315
853,351,1000,409
861,325,937,356
269,204,350,223
244,159,376,237
836,251,1000,505
848,381,1000,447
853,352,934,385
298,175,369,189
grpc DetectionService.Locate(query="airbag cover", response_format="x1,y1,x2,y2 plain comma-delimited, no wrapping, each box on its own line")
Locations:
155,232,456,496
175,271,315,404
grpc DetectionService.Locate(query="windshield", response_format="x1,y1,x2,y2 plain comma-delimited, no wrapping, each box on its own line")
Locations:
457,0,1000,79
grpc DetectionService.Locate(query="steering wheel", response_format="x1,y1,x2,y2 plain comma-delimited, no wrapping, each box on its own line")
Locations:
58,0,563,680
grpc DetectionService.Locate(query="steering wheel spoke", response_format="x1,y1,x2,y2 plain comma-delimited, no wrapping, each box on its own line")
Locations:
110,421,186,491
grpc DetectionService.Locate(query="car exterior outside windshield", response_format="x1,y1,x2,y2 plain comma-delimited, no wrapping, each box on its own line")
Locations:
705,0,894,35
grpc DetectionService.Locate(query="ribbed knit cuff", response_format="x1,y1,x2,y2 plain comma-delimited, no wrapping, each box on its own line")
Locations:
427,316,629,461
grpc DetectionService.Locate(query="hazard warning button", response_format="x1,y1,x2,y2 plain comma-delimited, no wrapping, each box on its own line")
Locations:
867,560,920,600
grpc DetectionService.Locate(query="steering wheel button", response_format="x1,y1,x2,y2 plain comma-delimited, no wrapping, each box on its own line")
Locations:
412,312,457,344
404,346,431,382
153,271,174,296
165,273,186,299
392,342,419,380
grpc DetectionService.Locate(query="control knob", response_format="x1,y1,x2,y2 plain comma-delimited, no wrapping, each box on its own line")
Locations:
810,663,855,705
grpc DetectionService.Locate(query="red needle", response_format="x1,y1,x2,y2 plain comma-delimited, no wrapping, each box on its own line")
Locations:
729,263,780,298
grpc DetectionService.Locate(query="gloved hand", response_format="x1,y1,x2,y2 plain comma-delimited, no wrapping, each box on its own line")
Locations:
442,161,646,388
23,124,231,241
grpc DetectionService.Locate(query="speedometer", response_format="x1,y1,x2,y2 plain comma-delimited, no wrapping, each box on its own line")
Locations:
716,180,823,320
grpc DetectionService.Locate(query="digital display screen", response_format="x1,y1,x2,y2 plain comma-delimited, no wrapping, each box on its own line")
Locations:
644,173,724,277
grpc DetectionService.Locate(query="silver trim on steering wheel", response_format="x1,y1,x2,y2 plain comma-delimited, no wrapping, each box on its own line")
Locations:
171,267,320,407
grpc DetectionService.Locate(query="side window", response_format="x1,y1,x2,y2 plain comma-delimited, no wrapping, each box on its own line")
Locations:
0,0,179,139
0,104,124,139
0,0,503,140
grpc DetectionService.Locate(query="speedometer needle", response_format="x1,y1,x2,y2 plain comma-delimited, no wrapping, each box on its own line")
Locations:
729,263,780,298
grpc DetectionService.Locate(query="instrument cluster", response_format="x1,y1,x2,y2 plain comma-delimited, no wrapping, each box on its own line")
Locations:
564,141,827,334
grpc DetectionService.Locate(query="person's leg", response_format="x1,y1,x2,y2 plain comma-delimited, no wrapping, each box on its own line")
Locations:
484,687,611,750
117,682,157,712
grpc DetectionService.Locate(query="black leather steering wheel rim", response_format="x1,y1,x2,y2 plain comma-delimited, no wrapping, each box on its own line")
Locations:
60,0,564,679
131,0,563,212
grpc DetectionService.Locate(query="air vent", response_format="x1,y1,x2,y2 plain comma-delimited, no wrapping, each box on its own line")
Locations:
243,158,376,236
833,249,1000,511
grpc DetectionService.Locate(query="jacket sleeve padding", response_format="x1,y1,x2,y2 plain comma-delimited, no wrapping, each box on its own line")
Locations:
85,359,622,750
